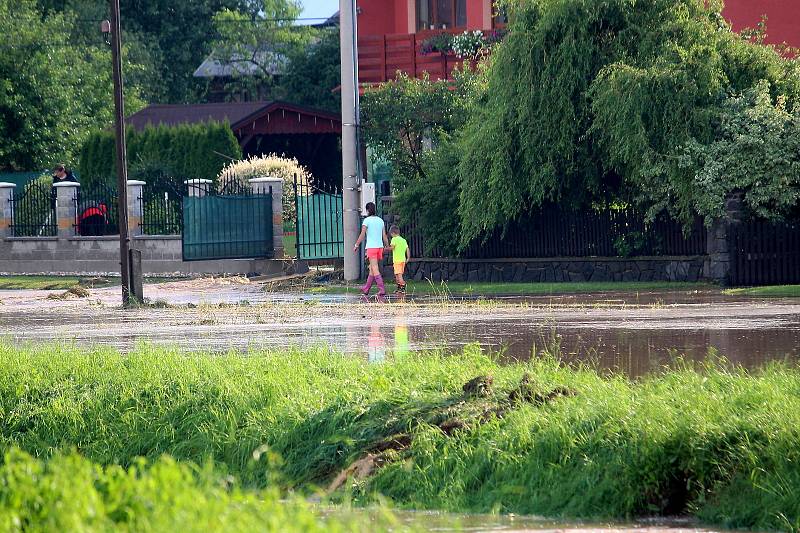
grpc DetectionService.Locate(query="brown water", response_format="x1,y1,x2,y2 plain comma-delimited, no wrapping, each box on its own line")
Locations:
1,281,799,376
320,507,720,532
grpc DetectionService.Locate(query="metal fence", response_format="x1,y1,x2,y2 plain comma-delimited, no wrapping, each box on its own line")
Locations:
293,178,344,260
138,178,186,235
730,218,800,285
9,184,57,237
73,185,119,236
403,205,707,259
182,185,274,261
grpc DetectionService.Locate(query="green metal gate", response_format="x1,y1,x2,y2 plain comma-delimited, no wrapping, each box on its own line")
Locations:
182,191,274,261
294,179,344,260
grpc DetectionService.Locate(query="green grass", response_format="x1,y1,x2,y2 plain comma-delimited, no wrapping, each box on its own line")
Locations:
0,343,798,530
0,275,184,291
724,285,800,297
0,449,404,532
283,233,297,258
0,275,112,290
312,280,709,296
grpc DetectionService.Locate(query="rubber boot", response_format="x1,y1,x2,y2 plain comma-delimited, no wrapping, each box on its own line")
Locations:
361,275,375,295
375,275,387,297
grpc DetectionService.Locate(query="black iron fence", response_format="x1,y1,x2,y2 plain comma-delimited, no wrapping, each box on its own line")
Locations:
403,205,707,259
73,185,119,236
138,178,187,235
9,185,57,237
730,218,800,285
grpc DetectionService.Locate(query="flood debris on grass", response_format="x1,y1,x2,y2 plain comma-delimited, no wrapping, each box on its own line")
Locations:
45,284,90,300
260,270,344,292
328,374,577,493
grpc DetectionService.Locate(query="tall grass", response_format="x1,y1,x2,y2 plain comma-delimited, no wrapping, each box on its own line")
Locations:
0,449,399,532
0,342,798,531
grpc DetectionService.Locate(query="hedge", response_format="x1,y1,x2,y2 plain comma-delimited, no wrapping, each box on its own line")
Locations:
78,121,242,187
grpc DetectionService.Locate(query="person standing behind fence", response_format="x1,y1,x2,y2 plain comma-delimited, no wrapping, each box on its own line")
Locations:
353,202,389,298
52,164,78,185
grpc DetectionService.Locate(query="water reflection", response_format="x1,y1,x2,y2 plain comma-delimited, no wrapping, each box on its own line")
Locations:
2,296,800,376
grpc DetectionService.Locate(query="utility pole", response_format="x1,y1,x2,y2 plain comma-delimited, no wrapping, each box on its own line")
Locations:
107,0,135,305
340,0,361,281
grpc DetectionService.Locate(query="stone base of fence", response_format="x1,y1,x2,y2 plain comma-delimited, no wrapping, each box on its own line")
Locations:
381,256,707,284
0,235,291,277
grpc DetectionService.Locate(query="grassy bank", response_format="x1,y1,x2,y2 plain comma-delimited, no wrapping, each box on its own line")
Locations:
0,275,113,290
0,343,798,531
311,281,708,297
724,285,800,297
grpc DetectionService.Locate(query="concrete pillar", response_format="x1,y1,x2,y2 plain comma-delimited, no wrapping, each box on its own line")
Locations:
249,177,284,259
0,182,16,239
704,192,744,285
53,182,80,238
127,180,146,237
185,179,212,197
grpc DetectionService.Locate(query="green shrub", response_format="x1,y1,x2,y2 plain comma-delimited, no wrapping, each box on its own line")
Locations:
217,154,312,222
0,449,389,532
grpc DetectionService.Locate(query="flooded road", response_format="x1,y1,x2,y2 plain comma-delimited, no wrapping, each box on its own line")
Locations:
2,280,799,375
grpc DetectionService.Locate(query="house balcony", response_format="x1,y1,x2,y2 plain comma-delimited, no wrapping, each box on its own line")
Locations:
357,30,468,85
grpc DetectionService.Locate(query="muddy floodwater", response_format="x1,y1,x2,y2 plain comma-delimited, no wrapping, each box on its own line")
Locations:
2,279,800,376
321,507,722,532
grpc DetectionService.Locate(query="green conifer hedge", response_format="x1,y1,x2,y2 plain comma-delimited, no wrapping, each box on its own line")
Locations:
78,122,242,187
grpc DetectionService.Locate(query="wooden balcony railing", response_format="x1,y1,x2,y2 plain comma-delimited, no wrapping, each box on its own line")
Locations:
358,31,467,85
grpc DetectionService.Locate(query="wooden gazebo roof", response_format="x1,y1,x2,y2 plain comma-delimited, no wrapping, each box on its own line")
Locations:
127,101,341,137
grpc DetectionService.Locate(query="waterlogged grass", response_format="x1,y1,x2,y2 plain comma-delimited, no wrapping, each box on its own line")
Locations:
0,449,401,532
0,275,180,290
724,285,800,297
312,280,708,297
0,275,101,290
0,343,798,531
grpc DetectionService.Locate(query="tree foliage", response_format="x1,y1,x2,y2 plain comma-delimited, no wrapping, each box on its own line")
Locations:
362,72,471,186
207,2,310,101
457,0,800,243
679,82,800,220
0,0,146,172
281,29,341,112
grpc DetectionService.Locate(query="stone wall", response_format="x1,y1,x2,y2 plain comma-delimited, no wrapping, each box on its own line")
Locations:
383,256,706,283
0,235,287,276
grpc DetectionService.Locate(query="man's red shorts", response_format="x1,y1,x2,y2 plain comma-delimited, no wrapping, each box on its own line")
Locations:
366,247,384,261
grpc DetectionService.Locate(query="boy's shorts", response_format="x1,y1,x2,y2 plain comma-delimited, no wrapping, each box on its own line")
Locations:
366,248,384,261
393,262,406,275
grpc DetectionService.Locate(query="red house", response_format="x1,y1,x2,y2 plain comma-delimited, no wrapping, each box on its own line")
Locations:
356,0,800,85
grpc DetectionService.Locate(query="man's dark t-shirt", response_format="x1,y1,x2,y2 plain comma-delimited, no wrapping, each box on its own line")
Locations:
52,170,78,185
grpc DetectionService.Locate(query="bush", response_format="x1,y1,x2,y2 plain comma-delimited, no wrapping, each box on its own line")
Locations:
217,154,312,222
79,122,242,187
0,449,385,532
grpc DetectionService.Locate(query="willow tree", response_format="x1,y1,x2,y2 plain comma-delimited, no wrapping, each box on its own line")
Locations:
457,0,800,244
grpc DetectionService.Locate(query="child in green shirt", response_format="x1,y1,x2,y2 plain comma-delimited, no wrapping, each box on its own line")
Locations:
388,225,410,295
